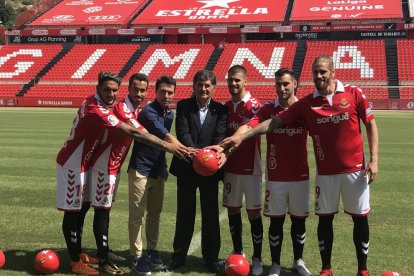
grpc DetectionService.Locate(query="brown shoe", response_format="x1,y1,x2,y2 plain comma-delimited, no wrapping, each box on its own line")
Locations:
79,253,100,264
71,260,99,275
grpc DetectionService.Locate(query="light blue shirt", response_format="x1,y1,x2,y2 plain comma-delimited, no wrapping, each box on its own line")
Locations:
196,97,210,126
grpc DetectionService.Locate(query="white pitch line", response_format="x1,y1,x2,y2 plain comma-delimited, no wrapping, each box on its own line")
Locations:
154,208,228,275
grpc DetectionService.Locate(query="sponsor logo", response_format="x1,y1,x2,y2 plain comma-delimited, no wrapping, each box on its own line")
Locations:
41,15,74,24
407,101,414,109
129,119,140,128
107,115,119,126
12,36,21,43
209,27,227,33
66,0,94,5
365,107,372,116
117,29,135,35
273,26,292,32
5,30,20,35
60,29,77,35
147,28,165,34
88,28,106,35
37,100,73,106
32,29,49,35
83,6,102,13
88,15,121,21
178,27,197,34
156,0,268,20
105,0,138,4
240,26,259,33
227,121,240,130
316,112,350,124
272,127,304,136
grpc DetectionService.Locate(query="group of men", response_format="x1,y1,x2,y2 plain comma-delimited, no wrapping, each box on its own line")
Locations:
56,54,378,276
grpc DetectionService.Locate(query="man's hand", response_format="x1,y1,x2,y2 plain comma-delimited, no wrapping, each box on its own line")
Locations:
219,134,243,155
204,145,227,168
366,161,378,184
167,142,197,162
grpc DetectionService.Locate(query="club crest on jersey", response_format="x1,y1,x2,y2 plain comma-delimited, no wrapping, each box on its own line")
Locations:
107,115,119,126
103,196,109,204
340,98,350,108
74,199,81,207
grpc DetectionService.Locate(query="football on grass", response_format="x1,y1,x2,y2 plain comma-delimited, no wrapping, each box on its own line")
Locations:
192,148,219,176
224,254,250,276
34,250,59,274
0,250,5,269
381,272,401,276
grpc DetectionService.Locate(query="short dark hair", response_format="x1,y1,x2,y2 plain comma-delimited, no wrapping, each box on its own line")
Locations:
193,69,217,86
228,65,247,77
155,75,176,92
98,71,121,86
128,73,149,89
275,68,296,80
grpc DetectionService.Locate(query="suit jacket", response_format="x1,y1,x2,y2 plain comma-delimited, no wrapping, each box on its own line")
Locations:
169,96,228,180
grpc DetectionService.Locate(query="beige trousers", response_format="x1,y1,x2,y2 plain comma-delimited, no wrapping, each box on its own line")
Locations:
128,169,165,257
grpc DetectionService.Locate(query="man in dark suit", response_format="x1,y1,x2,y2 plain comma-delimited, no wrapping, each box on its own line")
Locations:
167,69,228,273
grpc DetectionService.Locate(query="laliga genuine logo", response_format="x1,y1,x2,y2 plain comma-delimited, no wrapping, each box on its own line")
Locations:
83,6,103,13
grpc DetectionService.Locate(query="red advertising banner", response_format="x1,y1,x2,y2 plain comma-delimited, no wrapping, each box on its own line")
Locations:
29,0,145,27
131,0,287,26
0,97,17,106
290,0,403,22
17,97,85,107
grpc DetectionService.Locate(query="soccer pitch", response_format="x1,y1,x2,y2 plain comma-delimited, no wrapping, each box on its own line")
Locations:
0,107,412,275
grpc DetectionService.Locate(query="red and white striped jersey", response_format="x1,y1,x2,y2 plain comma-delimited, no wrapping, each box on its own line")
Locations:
248,99,309,181
279,81,374,175
224,92,262,175
56,93,123,172
90,96,144,175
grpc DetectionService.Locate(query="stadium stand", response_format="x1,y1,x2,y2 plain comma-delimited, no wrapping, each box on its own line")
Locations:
300,40,388,86
1,0,414,109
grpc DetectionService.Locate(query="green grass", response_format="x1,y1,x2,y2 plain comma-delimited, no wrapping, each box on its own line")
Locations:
0,108,413,275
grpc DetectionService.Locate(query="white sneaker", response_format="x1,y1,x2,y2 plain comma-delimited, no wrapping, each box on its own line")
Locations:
292,259,311,276
251,257,263,276
268,263,281,276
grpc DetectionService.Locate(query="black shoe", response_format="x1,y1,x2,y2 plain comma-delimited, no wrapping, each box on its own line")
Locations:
206,262,219,273
164,261,185,272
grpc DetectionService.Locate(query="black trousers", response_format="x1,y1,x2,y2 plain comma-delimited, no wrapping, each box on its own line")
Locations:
172,175,221,265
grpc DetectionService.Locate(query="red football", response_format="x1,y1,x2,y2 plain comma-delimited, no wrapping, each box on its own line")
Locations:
0,250,5,269
381,272,401,276
34,250,60,275
224,254,250,276
192,148,219,176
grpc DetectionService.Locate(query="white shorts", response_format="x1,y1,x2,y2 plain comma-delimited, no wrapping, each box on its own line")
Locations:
263,180,310,218
56,164,87,211
84,168,120,209
222,173,262,210
314,170,370,215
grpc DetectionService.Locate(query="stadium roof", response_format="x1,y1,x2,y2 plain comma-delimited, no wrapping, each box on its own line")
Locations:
130,0,288,27
290,0,403,22
28,0,146,28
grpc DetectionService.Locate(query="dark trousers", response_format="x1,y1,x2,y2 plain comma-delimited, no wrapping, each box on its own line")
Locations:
172,175,221,265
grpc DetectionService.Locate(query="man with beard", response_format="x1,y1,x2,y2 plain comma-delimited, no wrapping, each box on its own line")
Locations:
56,72,193,275
221,65,264,276
219,56,378,276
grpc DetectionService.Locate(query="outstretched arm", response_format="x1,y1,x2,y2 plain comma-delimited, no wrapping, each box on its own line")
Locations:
117,123,194,160
364,118,379,184
219,116,285,154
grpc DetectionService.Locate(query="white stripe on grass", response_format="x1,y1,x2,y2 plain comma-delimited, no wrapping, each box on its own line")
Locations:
155,208,228,276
